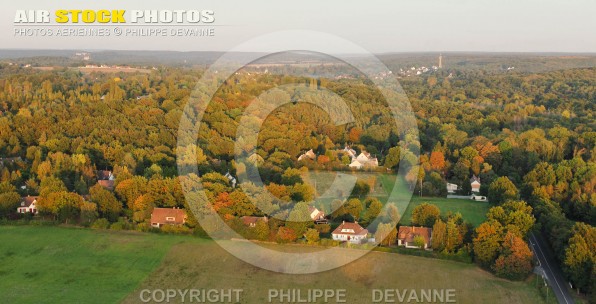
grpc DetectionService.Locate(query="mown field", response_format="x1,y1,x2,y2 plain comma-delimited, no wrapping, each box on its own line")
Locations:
122,238,545,304
0,225,194,304
1,225,545,304
400,197,490,227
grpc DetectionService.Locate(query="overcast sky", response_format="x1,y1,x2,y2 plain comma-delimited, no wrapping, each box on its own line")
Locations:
2,0,595,53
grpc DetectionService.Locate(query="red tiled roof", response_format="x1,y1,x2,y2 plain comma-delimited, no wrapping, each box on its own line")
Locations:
20,196,39,207
151,208,187,225
332,221,368,236
398,226,432,244
97,180,115,190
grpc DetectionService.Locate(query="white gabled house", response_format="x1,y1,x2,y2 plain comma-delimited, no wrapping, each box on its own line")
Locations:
17,196,39,214
332,221,368,244
308,205,327,223
348,151,378,169
470,175,481,193
348,159,364,169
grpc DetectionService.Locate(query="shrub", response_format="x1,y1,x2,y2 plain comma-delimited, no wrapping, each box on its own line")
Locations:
91,218,110,229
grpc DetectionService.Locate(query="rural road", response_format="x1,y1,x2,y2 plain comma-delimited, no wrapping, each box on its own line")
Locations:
529,232,575,304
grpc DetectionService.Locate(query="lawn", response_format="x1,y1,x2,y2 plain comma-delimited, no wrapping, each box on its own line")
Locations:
302,171,489,227
122,239,546,304
400,196,490,227
1,225,544,304
0,225,195,304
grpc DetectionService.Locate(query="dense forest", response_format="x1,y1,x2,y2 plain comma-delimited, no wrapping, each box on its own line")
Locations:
0,57,594,299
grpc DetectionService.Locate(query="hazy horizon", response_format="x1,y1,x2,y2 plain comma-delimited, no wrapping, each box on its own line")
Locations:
2,0,595,53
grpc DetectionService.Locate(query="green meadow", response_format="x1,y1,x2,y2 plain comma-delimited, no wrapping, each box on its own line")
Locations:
1,225,545,304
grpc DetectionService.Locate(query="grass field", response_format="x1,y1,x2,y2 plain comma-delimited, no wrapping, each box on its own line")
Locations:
400,196,490,227
122,238,546,304
302,171,489,227
0,225,194,304
0,225,544,303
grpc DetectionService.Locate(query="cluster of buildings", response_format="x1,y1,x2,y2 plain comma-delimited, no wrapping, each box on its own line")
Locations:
14,165,434,250
297,146,379,170
446,175,482,194
344,146,379,169
16,170,115,215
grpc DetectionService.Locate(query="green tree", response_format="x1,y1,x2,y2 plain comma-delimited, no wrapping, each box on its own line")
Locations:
362,198,383,225
286,202,312,236
431,219,447,251
290,183,314,202
344,198,363,220
351,180,370,197
384,146,401,169
563,223,595,294
253,219,270,241
305,228,320,244
445,217,463,252
0,191,21,217
413,235,426,248
487,200,535,237
89,184,122,222
488,176,518,205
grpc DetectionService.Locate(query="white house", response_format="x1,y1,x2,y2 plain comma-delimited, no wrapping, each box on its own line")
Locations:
348,159,364,169
224,171,237,188
470,175,481,193
297,149,316,161
332,221,368,244
348,150,379,170
355,152,378,167
343,146,357,158
308,206,326,223
446,183,459,194
17,196,38,214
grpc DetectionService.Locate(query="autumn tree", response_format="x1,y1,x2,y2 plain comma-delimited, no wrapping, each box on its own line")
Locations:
429,151,446,172
473,220,504,268
492,231,533,280
375,223,397,246
305,228,320,244
37,191,84,223
431,219,447,251
276,226,297,243
411,203,441,227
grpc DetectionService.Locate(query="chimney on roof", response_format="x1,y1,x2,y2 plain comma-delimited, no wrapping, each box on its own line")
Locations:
342,221,345,225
